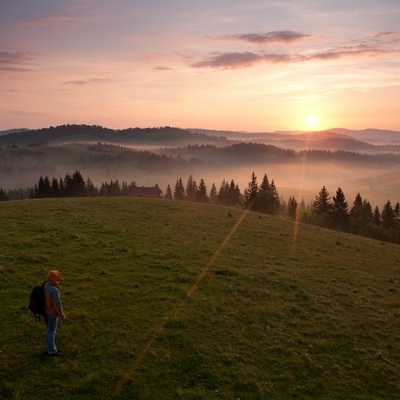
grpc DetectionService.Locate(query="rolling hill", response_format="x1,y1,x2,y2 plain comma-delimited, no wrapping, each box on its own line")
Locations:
0,197,399,399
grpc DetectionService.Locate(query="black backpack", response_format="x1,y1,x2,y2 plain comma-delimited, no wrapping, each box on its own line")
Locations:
28,282,47,321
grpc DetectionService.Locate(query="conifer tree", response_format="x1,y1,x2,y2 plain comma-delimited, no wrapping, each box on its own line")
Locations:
86,177,97,197
72,170,86,196
244,172,258,210
373,206,381,225
44,176,52,197
268,179,281,215
218,179,229,205
287,196,297,219
257,174,270,213
185,175,197,201
58,177,65,196
51,177,60,197
64,173,73,197
394,202,400,227
165,185,173,200
312,185,331,215
381,200,396,229
196,179,208,203
121,181,129,196
350,193,363,223
330,187,349,224
174,178,185,200
360,199,374,225
228,179,241,206
209,183,218,204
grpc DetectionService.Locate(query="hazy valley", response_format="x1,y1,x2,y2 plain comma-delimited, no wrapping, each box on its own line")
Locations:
1,124,400,208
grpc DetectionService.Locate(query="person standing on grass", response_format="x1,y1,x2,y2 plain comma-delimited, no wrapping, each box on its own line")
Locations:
44,270,66,356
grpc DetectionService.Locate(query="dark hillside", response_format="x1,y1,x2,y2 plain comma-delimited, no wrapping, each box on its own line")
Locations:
0,124,231,147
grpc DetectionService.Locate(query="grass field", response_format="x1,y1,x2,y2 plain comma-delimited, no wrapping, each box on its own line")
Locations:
0,197,399,399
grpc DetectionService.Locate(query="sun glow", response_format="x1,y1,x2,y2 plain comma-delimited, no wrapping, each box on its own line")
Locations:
305,115,318,128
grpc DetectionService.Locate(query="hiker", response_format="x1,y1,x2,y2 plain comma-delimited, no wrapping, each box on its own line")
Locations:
43,270,66,356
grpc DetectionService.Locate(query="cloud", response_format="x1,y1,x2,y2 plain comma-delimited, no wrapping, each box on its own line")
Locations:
229,31,311,45
192,51,294,69
63,78,110,85
0,51,35,72
375,31,399,38
154,66,174,71
298,43,396,62
192,52,265,69
192,35,399,69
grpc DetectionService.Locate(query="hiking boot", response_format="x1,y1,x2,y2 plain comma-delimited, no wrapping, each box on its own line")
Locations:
48,351,62,357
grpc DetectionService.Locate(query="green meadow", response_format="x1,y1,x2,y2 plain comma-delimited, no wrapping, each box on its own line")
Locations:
0,198,399,399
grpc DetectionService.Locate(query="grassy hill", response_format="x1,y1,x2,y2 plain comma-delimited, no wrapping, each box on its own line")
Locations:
0,198,399,399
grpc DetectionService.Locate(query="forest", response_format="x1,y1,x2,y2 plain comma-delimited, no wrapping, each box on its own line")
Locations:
1,169,399,245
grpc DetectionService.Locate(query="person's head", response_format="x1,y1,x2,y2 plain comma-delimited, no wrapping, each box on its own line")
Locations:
47,270,61,285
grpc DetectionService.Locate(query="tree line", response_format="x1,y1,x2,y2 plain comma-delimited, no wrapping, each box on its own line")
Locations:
0,170,399,244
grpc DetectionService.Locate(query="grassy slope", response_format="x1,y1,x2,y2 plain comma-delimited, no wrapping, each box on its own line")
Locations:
0,198,399,399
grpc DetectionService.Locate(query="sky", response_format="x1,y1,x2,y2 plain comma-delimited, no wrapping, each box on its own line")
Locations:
0,0,399,132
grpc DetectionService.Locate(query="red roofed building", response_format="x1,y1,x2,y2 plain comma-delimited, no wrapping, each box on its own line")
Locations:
128,185,162,198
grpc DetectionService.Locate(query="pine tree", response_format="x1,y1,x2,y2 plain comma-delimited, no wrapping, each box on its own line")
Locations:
196,179,208,203
257,174,270,213
350,193,363,223
64,173,73,197
37,176,52,198
165,185,173,200
373,206,381,225
59,177,65,196
86,177,97,197
121,181,129,196
330,187,349,225
312,185,331,215
72,170,86,196
394,202,400,228
287,196,297,219
218,179,229,205
268,179,281,215
209,183,218,204
381,200,396,229
228,179,241,206
174,178,185,200
360,199,374,225
185,175,197,201
244,172,258,210
51,177,60,197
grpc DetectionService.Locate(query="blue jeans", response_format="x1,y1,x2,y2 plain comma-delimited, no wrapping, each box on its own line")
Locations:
46,317,58,354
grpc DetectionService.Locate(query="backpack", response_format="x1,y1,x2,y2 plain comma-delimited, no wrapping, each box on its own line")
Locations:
28,282,47,321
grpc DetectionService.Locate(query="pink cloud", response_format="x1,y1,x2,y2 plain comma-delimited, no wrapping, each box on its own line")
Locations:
154,66,174,71
229,31,311,45
192,52,265,69
63,78,110,85
192,33,400,69
0,51,36,72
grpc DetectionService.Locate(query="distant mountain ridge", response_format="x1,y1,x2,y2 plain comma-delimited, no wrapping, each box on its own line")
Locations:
329,128,400,144
1,124,400,152
191,127,400,152
0,128,29,136
0,124,233,147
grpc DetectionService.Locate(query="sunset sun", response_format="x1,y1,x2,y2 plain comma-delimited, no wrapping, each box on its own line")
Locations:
305,115,318,128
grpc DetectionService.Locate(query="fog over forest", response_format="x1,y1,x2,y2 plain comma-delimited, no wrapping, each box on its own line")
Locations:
1,125,400,208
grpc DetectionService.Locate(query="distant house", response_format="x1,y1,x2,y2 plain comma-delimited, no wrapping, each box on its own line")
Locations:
128,185,162,199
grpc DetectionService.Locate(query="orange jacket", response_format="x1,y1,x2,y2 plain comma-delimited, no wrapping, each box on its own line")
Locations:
44,270,65,319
